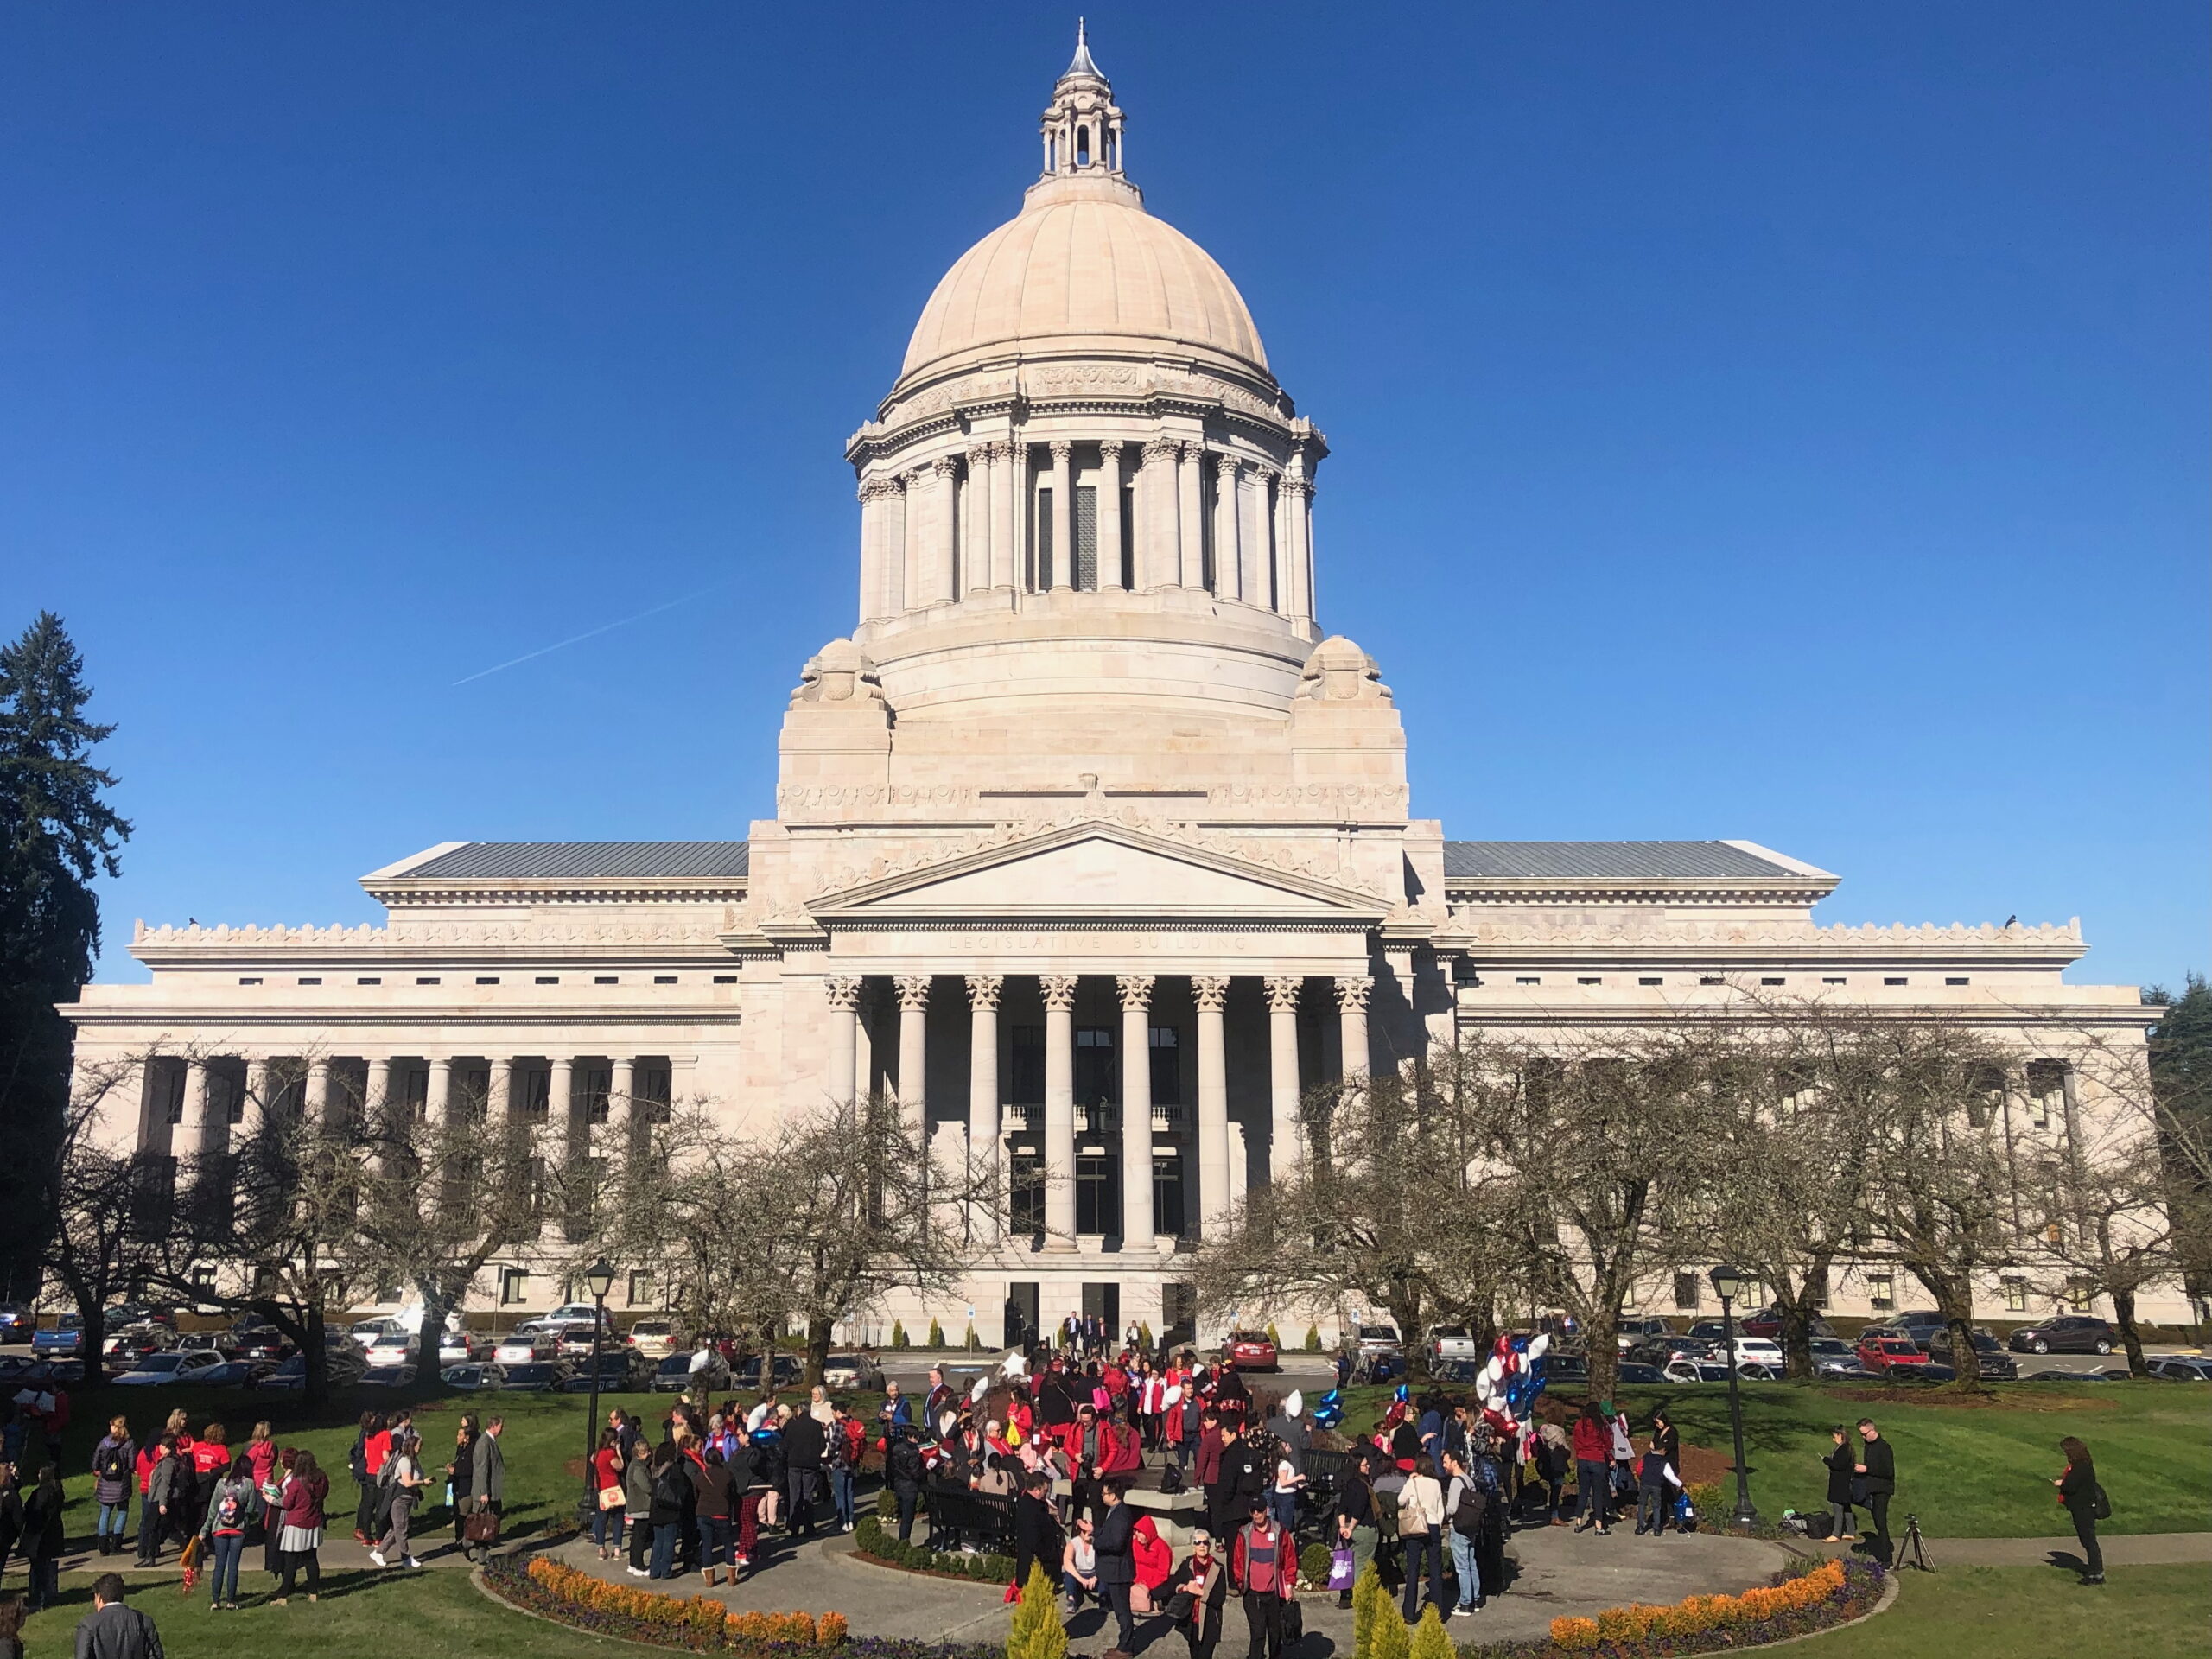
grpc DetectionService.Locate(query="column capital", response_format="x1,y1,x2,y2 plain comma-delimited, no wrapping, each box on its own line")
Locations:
1192,975,1231,1013
1216,454,1243,480
1263,975,1304,1013
1049,440,1074,463
858,474,904,502
931,454,961,480
825,975,864,1011
965,973,1006,1011
988,438,1020,463
1041,974,1081,1011
894,974,933,1011
1283,474,1317,500
1141,435,1179,466
1334,973,1373,1012
1099,439,1125,464
1116,973,1156,1012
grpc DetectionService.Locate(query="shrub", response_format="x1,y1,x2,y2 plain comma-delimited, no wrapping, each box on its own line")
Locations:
1371,1599,1410,1659
965,1321,981,1351
875,1490,896,1519
512,1556,849,1650
1298,1542,1331,1587
1549,1616,1601,1651
1007,1563,1068,1659
1303,1324,1321,1351
927,1318,944,1348
1265,1321,1282,1349
1407,1605,1452,1659
1139,1320,1154,1348
891,1320,908,1349
1351,1563,1382,1659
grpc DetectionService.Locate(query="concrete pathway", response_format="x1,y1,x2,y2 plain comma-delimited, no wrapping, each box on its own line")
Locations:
1802,1530,2212,1571
535,1519,1796,1649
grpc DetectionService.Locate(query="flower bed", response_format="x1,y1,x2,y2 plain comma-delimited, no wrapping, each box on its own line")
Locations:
1464,1557,1885,1657
852,1513,1019,1586
486,1554,855,1653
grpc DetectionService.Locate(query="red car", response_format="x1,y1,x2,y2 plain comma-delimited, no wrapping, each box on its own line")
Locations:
1856,1334,1929,1372
1226,1331,1279,1371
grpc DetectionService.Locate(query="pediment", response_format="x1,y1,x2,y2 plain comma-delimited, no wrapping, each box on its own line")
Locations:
809,820,1388,923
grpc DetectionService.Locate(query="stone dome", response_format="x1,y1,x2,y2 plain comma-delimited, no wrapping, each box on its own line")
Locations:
898,179,1271,387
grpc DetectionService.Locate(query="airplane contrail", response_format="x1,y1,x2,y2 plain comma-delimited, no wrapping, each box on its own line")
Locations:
452,581,733,686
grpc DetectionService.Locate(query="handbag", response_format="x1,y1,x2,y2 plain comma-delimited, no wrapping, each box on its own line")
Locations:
1849,1477,1870,1508
463,1507,501,1545
1280,1596,1303,1642
598,1485,626,1511
1327,1548,1356,1591
2092,1484,2112,1522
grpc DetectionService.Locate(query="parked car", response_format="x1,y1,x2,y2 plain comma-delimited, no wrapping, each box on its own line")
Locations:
229,1321,295,1363
1889,1312,1950,1342
1739,1308,1834,1340
175,1332,239,1358
359,1364,418,1388
652,1352,728,1393
729,1354,804,1390
260,1348,369,1390
363,1332,419,1369
1614,1316,1676,1351
1546,1353,1590,1382
1430,1357,1481,1384
1927,1328,2020,1379
1618,1362,1669,1385
2146,1355,2212,1381
548,1320,611,1360
1226,1331,1279,1371
1353,1324,1402,1359
349,1317,407,1349
2007,1316,2118,1356
562,1351,645,1391
2024,1367,2120,1382
198,1360,276,1388
112,1350,227,1387
543,1302,605,1327
1685,1320,1730,1342
32,1316,84,1357
1715,1335,1784,1369
1428,1327,1480,1363
626,1318,680,1361
105,1304,176,1330
822,1353,884,1390
1810,1338,1872,1378
439,1329,491,1365
103,1325,175,1361
1663,1357,1776,1383
499,1362,566,1393
1856,1334,1932,1373
494,1330,559,1364
441,1363,508,1391
0,1305,33,1342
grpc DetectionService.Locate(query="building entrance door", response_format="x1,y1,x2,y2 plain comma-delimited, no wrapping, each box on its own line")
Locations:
1161,1281,1197,1351
1003,1281,1040,1351
1081,1281,1121,1337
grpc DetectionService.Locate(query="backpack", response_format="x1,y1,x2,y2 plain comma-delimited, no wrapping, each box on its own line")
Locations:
2092,1484,2112,1522
1451,1481,1486,1538
214,1485,245,1529
97,1442,130,1484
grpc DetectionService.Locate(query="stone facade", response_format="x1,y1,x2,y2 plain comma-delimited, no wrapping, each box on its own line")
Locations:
65,33,2183,1342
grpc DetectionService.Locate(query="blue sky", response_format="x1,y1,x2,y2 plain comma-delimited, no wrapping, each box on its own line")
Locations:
4,3,2204,991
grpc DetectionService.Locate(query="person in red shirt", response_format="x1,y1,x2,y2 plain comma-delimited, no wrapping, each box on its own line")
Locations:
1229,1499,1298,1659
1570,1401,1613,1535
590,1427,626,1560
190,1423,231,1532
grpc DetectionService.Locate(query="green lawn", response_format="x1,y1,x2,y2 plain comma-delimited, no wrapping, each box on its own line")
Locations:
1785,1563,2211,1658
1337,1378,2212,1538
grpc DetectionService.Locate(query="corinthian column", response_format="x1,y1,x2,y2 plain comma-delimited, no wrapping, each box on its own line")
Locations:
1214,457,1243,601
966,975,1004,1237
1176,443,1205,588
1049,442,1075,591
1098,442,1126,591
1284,474,1317,622
1193,976,1231,1237
963,448,993,596
1041,975,1080,1249
1264,976,1304,1182
1336,974,1372,1082
894,976,931,1142
857,477,884,624
178,1058,213,1170
998,442,1024,589
825,976,862,1107
931,456,961,603
1240,464,1269,607
1141,437,1178,589
1116,975,1156,1249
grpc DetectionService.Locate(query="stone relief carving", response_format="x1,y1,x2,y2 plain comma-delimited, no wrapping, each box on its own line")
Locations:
789,638,887,709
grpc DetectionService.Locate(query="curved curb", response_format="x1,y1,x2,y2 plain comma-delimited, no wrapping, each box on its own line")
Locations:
841,1546,1010,1593
1751,1569,1901,1651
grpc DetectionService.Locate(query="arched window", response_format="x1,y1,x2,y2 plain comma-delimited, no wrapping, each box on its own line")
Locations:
1077,125,1091,167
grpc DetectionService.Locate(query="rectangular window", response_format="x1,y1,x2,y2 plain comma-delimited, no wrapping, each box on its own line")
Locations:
536,976,559,985
714,975,737,984
1700,976,1724,987
1867,1273,1895,1312
2003,1277,2028,1313
160,1067,187,1125
238,976,262,986
1822,976,1847,985
1075,1026,1116,1112
1011,1026,1046,1104
1884,976,1907,986
634,1065,672,1122
1672,1273,1700,1312
1639,976,1662,987
519,1069,551,1119
581,1066,612,1125
1578,976,1601,986
1153,1152,1185,1238
1073,483,1098,589
1009,1150,1046,1232
297,976,322,986
357,976,382,985
1760,977,1785,986
416,976,441,985
2027,1058,2066,1129
499,1268,530,1306
653,975,677,985
628,1270,659,1308
1121,483,1136,589
1148,1026,1181,1107
476,976,499,985
596,975,619,986
1035,486,1054,589
1946,976,1969,987
2065,1280,2092,1313
1516,976,1541,986
1075,1154,1116,1235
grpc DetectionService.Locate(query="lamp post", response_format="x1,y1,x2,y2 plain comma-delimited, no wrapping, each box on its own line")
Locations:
1707,1262,1759,1528
577,1257,618,1528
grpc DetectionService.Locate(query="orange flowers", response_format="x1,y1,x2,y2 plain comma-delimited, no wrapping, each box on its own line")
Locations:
1548,1560,1847,1650
521,1555,849,1649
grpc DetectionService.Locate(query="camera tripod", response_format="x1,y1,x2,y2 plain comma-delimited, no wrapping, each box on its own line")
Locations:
1897,1512,1934,1572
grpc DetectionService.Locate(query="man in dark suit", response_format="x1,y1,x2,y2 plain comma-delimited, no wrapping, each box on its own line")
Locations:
1092,1478,1140,1658
782,1408,828,1539
1853,1418,1897,1566
1014,1471,1062,1596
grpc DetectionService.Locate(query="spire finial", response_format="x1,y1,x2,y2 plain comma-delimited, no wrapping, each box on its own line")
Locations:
1063,16,1103,81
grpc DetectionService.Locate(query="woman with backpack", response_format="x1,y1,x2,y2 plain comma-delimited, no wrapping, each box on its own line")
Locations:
136,1434,181,1566
201,1453,259,1610
271,1448,329,1605
2054,1437,2107,1586
370,1431,430,1569
91,1416,136,1555
690,1444,736,1586
647,1442,688,1580
623,1432,656,1576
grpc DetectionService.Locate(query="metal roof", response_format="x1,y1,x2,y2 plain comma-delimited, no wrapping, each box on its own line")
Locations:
395,842,750,881
1441,841,1795,881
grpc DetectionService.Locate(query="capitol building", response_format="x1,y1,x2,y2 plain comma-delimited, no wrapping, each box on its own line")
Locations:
69,35,2170,1344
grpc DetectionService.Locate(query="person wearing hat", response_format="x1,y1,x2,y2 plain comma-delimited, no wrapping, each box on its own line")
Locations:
1229,1497,1298,1659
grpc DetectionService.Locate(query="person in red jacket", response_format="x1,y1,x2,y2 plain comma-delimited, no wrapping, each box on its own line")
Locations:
1570,1401,1613,1535
1228,1499,1298,1659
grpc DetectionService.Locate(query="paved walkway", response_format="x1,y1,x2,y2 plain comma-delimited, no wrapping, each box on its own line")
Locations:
534,1520,1796,1649
1802,1530,2212,1570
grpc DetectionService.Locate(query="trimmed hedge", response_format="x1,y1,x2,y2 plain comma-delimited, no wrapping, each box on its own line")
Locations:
487,1554,851,1653
853,1512,1018,1586
1477,1557,1885,1657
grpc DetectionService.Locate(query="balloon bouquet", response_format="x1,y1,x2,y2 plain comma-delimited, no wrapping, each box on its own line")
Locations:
1471,1332,1551,1459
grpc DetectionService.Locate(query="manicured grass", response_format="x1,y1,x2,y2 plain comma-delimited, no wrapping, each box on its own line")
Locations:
1338,1378,2212,1538
16,1560,637,1658
1785,1563,2211,1658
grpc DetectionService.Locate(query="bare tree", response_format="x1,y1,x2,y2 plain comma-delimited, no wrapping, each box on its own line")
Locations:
39,1056,164,1386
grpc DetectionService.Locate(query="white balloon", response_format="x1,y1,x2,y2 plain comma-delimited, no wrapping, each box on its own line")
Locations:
1283,1389,1304,1418
970,1375,991,1402
745,1402,770,1433
1163,1383,1184,1408
1528,1333,1551,1361
1483,1356,1505,1384
1001,1351,1029,1378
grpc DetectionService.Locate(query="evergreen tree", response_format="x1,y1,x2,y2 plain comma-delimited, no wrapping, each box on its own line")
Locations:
1007,1563,1068,1659
1351,1562,1382,1659
1408,1605,1453,1659
0,613,130,1299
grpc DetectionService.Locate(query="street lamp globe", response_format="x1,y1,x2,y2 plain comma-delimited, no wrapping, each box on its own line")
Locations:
586,1258,618,1301
1709,1262,1745,1305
